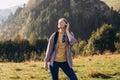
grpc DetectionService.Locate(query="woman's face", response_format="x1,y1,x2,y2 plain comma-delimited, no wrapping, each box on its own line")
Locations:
58,19,66,29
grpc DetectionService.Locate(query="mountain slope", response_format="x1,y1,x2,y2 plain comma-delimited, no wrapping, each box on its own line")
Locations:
0,0,120,40
0,5,23,25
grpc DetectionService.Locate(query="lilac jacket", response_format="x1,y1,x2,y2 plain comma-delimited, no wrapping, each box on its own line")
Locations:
44,31,77,68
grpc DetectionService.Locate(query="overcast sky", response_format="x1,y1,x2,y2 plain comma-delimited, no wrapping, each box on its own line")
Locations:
0,0,29,9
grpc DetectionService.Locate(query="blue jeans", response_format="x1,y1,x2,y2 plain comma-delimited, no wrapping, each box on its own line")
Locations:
49,61,78,80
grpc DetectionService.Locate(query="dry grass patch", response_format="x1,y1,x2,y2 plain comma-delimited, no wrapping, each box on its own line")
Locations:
0,54,120,80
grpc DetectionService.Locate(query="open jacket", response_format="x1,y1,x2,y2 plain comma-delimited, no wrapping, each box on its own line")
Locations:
44,31,76,68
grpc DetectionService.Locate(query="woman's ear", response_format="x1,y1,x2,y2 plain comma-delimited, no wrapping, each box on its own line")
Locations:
65,23,68,27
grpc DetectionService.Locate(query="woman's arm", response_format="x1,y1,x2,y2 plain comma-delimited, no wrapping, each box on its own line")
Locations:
44,32,55,62
66,23,77,45
44,32,55,71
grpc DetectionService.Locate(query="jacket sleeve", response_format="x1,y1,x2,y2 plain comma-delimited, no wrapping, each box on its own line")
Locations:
44,32,55,62
69,32,77,46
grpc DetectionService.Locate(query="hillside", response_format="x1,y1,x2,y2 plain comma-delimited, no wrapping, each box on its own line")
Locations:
0,5,23,25
101,0,120,11
0,0,120,40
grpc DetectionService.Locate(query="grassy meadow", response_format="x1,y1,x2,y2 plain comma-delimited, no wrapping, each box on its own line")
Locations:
0,54,120,80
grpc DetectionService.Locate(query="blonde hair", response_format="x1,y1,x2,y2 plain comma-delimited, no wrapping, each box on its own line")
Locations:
58,18,68,28
58,18,68,24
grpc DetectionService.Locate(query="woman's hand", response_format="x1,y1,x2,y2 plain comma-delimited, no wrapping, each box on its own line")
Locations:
44,62,48,71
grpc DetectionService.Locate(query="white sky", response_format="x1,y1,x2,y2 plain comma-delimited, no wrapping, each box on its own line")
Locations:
0,0,29,9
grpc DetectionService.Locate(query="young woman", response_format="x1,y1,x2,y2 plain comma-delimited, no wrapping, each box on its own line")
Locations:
44,18,78,80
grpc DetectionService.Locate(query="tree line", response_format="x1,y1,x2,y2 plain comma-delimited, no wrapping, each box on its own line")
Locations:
72,24,120,57
0,38,48,62
0,24,120,62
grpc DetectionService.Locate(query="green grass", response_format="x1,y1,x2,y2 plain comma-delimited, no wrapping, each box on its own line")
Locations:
101,0,120,11
0,54,120,80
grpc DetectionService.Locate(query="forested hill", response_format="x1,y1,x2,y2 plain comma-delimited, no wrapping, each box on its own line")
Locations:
0,0,120,40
